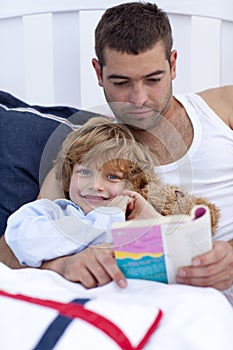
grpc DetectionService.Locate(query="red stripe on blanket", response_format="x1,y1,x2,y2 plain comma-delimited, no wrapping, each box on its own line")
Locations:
0,289,163,350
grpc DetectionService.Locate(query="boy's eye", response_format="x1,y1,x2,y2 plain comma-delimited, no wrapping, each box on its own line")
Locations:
107,174,118,179
107,173,124,181
79,169,92,176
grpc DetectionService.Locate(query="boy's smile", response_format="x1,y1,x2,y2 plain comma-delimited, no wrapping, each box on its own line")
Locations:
69,162,127,214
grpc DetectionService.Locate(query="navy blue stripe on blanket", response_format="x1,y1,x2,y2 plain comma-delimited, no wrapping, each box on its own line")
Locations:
34,298,90,350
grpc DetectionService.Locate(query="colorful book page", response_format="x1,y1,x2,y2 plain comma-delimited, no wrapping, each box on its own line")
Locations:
112,224,168,283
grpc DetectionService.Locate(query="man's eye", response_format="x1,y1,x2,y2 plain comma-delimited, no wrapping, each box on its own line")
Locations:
146,78,161,83
112,81,129,86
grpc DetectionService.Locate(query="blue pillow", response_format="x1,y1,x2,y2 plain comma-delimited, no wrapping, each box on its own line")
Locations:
0,91,95,235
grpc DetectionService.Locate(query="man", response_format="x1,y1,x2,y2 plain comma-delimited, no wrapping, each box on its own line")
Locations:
1,2,233,293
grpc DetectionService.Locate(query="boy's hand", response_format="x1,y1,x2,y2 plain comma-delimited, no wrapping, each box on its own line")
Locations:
106,195,132,215
122,190,162,220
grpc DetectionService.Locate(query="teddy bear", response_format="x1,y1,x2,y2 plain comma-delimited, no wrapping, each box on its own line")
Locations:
131,170,220,234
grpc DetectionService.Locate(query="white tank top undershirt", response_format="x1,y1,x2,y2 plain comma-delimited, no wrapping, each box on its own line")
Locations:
156,93,233,241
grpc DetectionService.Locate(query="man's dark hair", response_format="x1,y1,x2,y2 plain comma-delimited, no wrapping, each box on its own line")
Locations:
95,2,173,66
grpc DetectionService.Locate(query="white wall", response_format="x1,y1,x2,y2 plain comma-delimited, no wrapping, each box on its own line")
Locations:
0,0,232,109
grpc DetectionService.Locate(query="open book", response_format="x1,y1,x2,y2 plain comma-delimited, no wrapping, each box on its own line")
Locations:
111,205,212,284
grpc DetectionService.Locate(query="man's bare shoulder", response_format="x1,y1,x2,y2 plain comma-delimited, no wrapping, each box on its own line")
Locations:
197,85,233,128
198,85,233,102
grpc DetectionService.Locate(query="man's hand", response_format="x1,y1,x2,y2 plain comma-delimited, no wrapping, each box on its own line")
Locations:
177,241,233,290
41,243,127,289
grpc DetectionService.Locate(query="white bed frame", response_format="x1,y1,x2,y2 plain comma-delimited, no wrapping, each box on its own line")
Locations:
0,0,233,109
1,3,233,348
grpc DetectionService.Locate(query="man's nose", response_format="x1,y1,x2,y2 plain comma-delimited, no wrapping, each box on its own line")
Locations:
129,84,148,106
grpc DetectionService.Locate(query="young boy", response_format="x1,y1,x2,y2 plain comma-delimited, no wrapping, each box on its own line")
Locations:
5,116,218,268
4,117,162,267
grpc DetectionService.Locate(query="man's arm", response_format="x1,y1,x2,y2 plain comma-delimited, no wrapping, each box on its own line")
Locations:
38,167,64,200
191,85,233,290
0,233,127,288
228,238,233,248
0,168,62,269
0,235,23,269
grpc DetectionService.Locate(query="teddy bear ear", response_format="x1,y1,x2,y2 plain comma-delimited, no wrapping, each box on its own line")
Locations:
174,189,185,198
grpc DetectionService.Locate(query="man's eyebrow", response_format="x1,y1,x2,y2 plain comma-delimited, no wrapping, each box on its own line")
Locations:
144,70,165,78
107,70,165,80
107,74,129,80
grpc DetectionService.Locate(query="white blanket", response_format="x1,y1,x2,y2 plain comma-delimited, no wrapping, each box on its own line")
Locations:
0,262,232,350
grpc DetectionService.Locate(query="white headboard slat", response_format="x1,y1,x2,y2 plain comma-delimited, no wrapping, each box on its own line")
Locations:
53,12,81,108
0,17,25,99
221,20,233,86
0,1,232,108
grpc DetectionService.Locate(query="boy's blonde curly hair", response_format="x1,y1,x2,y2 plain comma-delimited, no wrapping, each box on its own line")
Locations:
54,116,161,201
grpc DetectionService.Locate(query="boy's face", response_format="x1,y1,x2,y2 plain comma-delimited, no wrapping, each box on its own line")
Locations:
69,161,127,214
92,41,177,131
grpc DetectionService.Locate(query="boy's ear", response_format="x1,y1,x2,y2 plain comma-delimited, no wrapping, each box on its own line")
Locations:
92,58,103,87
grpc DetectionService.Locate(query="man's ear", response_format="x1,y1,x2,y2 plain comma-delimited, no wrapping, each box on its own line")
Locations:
92,58,103,87
170,50,177,80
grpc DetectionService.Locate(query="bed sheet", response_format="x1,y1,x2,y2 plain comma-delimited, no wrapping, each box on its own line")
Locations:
0,262,232,350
